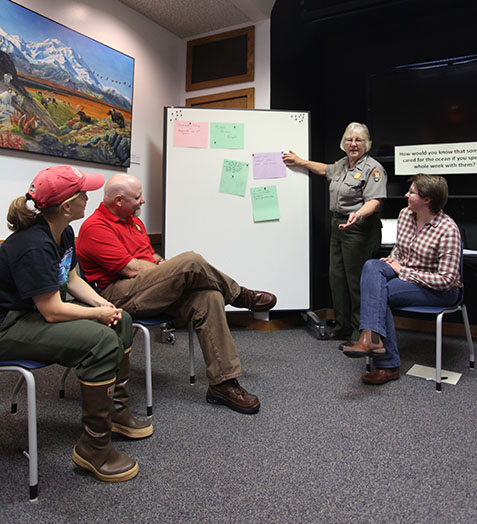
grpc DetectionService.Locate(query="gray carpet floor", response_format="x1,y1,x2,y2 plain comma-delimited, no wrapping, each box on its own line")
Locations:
1,323,476,523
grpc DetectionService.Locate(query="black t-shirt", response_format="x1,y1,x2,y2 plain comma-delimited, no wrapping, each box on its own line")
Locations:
0,218,77,322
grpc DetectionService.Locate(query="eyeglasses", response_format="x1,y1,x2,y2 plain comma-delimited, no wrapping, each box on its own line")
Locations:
408,188,423,197
344,138,364,144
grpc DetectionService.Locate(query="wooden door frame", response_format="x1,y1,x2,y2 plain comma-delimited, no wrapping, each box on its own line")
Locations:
185,87,255,108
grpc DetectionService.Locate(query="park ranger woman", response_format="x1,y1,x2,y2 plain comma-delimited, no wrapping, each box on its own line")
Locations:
283,122,387,343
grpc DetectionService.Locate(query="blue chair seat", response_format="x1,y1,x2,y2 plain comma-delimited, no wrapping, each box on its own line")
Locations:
395,305,454,314
133,314,174,327
0,359,50,370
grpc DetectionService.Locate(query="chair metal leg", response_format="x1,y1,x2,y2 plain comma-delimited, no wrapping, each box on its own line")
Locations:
434,305,473,391
365,356,372,372
460,304,475,369
59,367,72,398
188,320,195,385
132,323,153,416
11,375,26,414
435,312,444,391
23,369,39,501
4,366,39,501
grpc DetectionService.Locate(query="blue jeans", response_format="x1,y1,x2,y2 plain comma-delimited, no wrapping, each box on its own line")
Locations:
359,259,459,368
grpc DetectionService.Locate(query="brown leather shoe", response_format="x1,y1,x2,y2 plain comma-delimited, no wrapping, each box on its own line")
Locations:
206,378,260,414
362,367,400,385
342,329,385,358
231,287,277,312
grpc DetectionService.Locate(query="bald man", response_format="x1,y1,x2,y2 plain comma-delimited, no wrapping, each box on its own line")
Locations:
76,174,276,415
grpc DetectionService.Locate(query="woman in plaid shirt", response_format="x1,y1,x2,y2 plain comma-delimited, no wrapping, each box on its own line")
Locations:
341,174,462,385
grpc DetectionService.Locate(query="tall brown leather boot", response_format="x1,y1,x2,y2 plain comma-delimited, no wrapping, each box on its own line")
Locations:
342,329,386,358
112,350,153,439
73,378,138,482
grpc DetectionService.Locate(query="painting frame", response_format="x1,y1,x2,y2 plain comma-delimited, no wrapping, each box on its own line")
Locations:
0,0,135,167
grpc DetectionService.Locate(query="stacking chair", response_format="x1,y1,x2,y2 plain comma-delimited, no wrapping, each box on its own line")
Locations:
0,359,52,501
59,315,195,415
392,292,474,391
379,242,475,391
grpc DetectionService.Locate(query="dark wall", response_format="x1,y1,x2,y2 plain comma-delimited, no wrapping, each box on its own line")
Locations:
271,0,477,318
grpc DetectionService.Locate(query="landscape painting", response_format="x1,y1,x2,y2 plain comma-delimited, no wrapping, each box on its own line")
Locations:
0,0,134,166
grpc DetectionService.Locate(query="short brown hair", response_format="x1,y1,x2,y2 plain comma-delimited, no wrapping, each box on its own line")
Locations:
409,174,448,213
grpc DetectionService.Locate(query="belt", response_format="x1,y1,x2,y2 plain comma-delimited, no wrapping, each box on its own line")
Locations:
332,212,348,219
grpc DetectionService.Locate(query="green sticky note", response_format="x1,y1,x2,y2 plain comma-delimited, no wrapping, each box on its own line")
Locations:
219,159,249,196
210,122,244,149
250,186,280,222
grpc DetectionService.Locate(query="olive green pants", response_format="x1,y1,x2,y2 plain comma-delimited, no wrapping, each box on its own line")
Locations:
329,213,382,340
0,305,133,382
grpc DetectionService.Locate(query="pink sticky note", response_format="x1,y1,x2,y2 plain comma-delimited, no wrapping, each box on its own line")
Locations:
173,121,208,148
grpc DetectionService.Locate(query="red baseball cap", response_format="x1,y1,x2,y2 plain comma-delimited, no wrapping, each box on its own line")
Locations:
27,165,105,209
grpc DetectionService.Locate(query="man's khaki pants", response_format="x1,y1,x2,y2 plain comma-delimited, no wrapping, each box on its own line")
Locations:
101,251,243,385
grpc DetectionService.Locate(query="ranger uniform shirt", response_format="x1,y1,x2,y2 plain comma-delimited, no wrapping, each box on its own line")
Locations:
325,154,387,214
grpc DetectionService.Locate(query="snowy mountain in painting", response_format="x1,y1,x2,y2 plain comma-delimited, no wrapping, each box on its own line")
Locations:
0,28,131,110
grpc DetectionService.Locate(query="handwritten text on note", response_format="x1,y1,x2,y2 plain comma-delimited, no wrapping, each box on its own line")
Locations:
250,185,280,222
173,120,208,148
219,159,249,196
252,152,286,179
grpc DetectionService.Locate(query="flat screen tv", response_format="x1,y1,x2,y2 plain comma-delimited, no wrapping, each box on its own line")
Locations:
366,55,477,159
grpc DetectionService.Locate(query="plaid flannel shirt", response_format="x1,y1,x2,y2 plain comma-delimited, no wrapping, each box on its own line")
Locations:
389,207,462,291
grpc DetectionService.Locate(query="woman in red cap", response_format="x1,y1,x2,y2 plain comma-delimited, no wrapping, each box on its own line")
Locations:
0,165,152,483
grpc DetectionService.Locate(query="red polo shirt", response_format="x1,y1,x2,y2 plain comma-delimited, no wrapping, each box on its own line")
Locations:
76,202,155,288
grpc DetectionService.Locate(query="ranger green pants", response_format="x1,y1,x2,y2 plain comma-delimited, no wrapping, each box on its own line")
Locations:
0,305,132,382
329,213,382,340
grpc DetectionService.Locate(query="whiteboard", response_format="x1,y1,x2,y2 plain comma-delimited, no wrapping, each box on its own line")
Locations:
163,106,310,311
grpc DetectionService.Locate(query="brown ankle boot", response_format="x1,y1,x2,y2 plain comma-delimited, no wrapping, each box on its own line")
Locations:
342,329,385,358
73,379,138,482
112,350,153,439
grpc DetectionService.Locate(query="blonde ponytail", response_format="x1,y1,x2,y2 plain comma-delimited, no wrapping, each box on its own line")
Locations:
7,196,38,232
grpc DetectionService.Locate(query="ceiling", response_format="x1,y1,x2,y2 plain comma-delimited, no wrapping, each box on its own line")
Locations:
117,0,275,39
